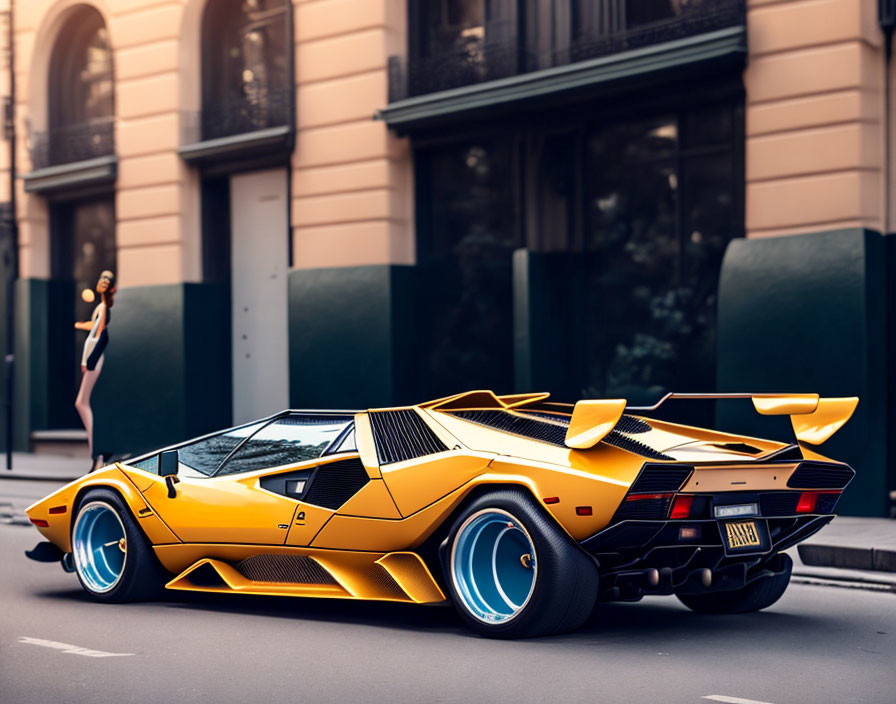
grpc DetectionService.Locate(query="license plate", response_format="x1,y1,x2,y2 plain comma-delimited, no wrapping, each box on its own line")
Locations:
714,502,758,519
724,520,761,549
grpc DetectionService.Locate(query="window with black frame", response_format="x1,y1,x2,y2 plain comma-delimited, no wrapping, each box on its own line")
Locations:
582,102,740,413
200,0,290,141
38,6,114,168
409,0,519,93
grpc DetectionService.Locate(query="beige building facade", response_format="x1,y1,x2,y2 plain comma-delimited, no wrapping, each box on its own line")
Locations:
0,0,892,515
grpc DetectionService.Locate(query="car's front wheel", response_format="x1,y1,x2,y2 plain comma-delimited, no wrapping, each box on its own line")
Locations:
675,553,793,614
444,489,598,638
71,488,168,602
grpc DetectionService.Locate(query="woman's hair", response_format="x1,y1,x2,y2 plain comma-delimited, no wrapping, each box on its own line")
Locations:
100,270,116,309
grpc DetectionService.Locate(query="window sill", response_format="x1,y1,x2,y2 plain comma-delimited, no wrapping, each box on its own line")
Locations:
23,155,117,198
178,125,293,173
377,26,746,134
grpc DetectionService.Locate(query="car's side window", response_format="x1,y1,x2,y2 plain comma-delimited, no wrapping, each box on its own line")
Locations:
177,421,268,476
216,415,354,476
129,455,159,474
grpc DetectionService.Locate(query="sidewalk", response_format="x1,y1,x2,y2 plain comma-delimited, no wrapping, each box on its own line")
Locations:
2,453,894,580
0,452,90,482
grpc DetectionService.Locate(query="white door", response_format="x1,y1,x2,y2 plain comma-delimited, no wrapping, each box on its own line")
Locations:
230,168,290,423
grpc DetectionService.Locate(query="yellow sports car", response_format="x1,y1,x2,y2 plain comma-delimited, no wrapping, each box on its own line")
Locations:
25,390,857,638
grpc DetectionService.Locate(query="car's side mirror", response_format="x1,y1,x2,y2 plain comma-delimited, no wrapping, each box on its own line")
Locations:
160,450,179,477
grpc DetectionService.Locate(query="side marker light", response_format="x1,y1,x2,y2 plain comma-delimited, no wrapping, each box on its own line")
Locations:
48,506,67,515
543,497,559,505
576,506,592,516
30,518,49,527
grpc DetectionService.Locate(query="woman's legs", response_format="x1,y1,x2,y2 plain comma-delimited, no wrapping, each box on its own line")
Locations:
74,356,104,458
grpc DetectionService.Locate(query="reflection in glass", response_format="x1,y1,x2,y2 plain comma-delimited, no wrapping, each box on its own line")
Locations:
201,0,290,139
417,138,519,398
216,415,354,475
178,422,268,476
583,105,737,407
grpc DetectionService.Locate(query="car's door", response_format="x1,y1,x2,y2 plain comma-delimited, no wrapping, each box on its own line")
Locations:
133,414,355,545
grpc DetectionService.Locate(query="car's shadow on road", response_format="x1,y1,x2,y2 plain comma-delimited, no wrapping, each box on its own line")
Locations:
35,584,823,645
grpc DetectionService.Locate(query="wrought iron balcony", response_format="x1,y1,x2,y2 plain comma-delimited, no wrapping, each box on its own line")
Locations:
388,0,746,102
28,118,115,170
182,87,292,144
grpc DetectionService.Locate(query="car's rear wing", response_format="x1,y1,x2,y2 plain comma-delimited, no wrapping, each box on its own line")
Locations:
566,393,858,449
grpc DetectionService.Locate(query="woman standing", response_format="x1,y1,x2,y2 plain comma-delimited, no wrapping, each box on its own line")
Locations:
74,270,115,470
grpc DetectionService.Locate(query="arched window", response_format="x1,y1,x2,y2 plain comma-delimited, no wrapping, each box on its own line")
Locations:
201,0,290,140
42,5,114,167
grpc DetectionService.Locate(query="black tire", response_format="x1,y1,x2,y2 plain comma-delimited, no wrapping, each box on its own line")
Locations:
443,488,598,638
675,554,793,614
71,488,169,603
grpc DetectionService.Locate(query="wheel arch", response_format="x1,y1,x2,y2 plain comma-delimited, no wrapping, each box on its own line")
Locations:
415,479,561,587
68,474,153,551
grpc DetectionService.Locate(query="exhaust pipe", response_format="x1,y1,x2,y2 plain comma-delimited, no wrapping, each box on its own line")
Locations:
61,553,75,573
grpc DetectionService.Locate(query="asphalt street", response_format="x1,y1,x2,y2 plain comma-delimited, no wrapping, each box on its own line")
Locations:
2,479,895,704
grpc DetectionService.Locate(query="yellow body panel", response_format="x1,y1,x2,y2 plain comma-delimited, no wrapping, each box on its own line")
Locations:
565,399,627,449
354,412,381,478
285,503,333,546
337,478,401,518
791,397,859,445
752,394,820,415
680,465,798,493
157,547,445,604
380,451,494,516
25,466,178,552
140,472,296,544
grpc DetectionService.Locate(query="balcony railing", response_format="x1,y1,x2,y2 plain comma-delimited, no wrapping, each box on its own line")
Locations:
28,118,115,170
388,0,745,102
182,87,292,144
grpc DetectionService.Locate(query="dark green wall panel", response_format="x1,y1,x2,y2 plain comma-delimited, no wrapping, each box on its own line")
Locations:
92,283,230,458
288,266,415,410
716,228,889,516
512,249,581,400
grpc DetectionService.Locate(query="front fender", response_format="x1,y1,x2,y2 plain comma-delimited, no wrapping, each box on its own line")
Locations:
25,465,178,552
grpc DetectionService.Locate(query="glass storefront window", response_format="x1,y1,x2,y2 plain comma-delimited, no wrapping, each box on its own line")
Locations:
583,104,739,407
412,100,741,411
416,138,520,398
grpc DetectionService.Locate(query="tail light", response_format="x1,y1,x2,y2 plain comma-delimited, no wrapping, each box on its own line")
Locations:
669,495,693,519
796,491,840,514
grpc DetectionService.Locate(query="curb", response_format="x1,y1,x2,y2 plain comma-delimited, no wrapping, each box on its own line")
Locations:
0,473,82,483
799,543,896,573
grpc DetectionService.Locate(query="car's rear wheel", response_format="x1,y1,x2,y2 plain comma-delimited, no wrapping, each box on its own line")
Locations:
444,489,598,638
72,488,168,602
675,553,793,614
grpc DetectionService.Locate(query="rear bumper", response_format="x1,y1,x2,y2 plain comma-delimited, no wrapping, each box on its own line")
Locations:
580,514,832,600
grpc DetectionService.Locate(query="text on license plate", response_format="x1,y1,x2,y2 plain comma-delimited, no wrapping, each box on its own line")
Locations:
725,521,761,549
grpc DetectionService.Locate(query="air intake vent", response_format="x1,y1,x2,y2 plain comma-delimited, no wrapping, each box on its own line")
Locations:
612,415,651,434
787,462,854,489
614,495,674,521
451,410,568,446
236,555,337,584
304,457,370,509
604,432,674,461
630,465,693,494
759,492,799,517
369,409,449,464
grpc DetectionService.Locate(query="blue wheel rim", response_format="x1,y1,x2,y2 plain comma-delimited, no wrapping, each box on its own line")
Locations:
73,502,127,593
451,509,537,624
